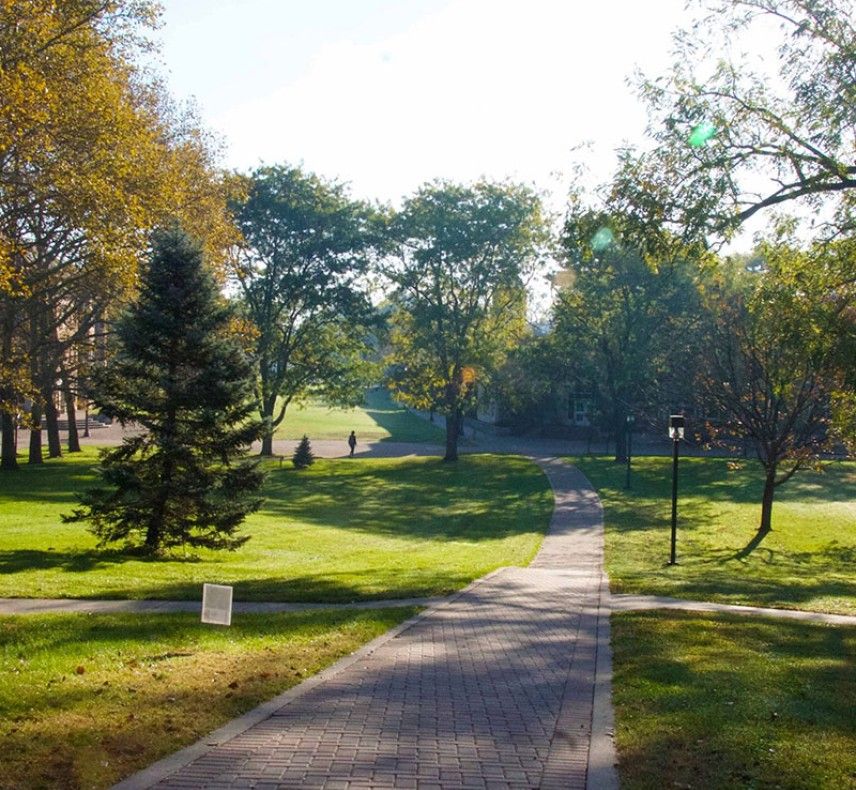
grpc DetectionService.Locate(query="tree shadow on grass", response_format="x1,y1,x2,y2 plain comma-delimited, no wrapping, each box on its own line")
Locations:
0,548,206,577
699,539,856,568
0,607,412,660
732,528,770,559
0,462,98,505
259,456,552,542
0,549,140,575
81,567,482,603
637,573,856,612
582,456,856,507
612,611,855,789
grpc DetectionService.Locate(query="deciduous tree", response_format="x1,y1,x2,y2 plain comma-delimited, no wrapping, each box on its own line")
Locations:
384,180,550,461
611,0,856,242
0,1,239,470
697,240,853,535
231,165,380,456
552,211,704,459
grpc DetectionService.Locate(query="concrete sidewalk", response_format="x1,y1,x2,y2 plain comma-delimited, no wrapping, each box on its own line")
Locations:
0,596,447,616
611,594,856,626
114,459,618,790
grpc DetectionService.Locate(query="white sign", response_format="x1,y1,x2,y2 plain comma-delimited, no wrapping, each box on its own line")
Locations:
201,583,233,626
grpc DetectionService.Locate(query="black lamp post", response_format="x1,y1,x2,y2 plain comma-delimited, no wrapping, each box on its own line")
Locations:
668,414,685,565
624,414,635,489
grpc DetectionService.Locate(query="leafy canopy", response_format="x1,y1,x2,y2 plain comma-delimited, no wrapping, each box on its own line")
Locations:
384,180,550,459
231,165,381,454
611,0,856,242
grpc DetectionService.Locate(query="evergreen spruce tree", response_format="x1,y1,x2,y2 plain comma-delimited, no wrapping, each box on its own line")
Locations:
292,435,314,469
64,226,265,552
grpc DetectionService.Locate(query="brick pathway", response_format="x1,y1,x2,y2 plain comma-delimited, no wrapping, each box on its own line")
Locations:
117,459,617,790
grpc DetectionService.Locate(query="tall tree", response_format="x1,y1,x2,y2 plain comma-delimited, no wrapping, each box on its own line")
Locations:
552,211,705,460
385,180,550,461
0,1,239,470
480,331,560,432
64,227,264,553
697,240,853,535
232,165,380,456
611,0,856,241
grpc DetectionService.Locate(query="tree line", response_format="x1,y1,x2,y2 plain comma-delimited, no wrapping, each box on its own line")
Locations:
1,0,853,549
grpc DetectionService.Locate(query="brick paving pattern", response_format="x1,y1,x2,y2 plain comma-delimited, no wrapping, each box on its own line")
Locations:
146,459,611,790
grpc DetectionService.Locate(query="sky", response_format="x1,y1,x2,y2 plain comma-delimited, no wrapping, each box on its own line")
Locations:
153,0,690,213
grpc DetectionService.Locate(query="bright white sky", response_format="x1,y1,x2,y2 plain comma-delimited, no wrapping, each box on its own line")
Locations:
154,0,690,212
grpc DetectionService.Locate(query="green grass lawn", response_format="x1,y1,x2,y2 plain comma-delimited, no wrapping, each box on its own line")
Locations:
612,610,855,790
0,607,417,789
0,449,552,601
574,456,856,614
274,388,445,443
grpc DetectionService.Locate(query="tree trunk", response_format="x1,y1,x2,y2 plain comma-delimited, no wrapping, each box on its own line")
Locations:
44,393,62,458
1,310,18,470
28,402,43,464
759,465,776,534
1,409,17,470
259,402,275,456
147,405,176,551
63,379,81,452
444,410,460,462
145,514,162,551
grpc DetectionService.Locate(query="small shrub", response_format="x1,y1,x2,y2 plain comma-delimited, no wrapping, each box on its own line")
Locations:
292,435,315,469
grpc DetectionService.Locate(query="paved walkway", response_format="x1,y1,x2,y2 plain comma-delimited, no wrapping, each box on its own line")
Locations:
611,594,856,626
22,421,851,787
114,459,618,790
5,591,852,625
0,596,447,616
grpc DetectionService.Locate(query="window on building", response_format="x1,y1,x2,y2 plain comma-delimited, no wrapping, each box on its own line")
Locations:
569,396,592,426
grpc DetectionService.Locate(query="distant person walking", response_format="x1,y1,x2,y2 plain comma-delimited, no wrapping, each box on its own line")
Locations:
348,430,357,457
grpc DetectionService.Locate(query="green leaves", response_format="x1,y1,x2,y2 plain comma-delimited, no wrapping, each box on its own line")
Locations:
552,209,705,452
612,0,856,242
383,180,550,459
232,165,381,453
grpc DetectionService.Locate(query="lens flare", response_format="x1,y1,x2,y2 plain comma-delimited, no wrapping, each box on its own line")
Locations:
688,121,716,147
591,227,615,251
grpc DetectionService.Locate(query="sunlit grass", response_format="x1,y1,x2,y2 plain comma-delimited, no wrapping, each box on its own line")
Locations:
612,610,855,789
574,456,856,614
0,608,417,789
0,450,552,601
273,388,445,443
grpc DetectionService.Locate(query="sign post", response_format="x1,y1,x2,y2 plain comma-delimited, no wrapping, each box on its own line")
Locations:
201,583,233,626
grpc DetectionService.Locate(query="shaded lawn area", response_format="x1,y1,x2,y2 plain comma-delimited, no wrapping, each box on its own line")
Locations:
0,607,417,790
612,610,855,790
273,388,445,443
574,456,856,614
0,450,552,601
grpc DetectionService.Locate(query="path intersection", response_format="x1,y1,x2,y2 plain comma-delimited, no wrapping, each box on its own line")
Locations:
114,459,618,790
9,426,853,787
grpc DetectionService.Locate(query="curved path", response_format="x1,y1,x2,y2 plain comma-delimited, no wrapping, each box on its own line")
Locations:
8,439,850,788
113,458,618,790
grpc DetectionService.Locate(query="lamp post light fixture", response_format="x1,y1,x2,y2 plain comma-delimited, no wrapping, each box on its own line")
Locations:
668,414,685,565
624,414,635,489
